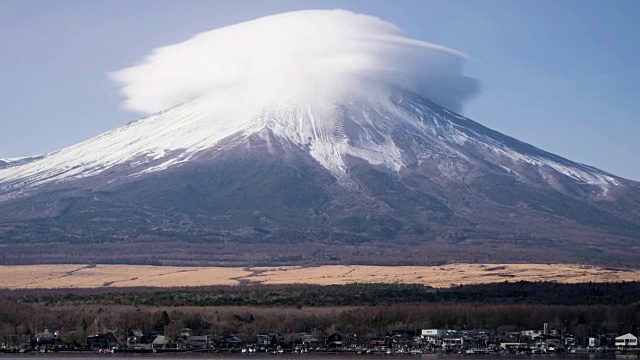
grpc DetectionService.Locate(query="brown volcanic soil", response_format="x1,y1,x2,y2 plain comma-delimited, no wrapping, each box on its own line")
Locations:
0,263,638,290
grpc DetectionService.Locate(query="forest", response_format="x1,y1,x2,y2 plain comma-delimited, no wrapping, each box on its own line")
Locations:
1,281,639,348
3,281,639,307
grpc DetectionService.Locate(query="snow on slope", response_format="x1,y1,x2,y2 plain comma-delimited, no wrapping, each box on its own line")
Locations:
405,98,619,189
0,87,400,191
0,86,619,198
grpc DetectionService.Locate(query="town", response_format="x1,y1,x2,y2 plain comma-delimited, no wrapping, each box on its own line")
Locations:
2,282,639,356
3,322,639,355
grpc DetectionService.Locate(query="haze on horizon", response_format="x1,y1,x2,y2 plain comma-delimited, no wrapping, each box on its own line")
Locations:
1,0,639,180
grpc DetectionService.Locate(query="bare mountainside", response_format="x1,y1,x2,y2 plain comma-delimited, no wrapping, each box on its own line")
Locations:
0,263,639,290
1,88,640,267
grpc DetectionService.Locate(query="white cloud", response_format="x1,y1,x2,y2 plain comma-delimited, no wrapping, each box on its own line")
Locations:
112,9,479,114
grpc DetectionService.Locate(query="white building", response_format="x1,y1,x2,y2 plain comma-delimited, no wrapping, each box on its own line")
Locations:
615,333,638,349
422,329,447,337
521,330,542,339
421,329,448,347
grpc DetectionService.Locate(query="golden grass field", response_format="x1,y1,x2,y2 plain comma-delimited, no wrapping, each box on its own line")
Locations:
0,263,638,289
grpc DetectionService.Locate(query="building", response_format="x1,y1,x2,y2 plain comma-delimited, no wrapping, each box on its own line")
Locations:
126,329,149,349
615,334,638,349
294,333,321,348
187,335,213,350
327,333,344,348
151,335,170,350
87,332,120,350
386,330,416,349
441,334,464,351
32,329,55,349
256,333,284,349
34,329,55,343
521,330,543,340
219,334,243,349
179,328,193,337
369,338,387,349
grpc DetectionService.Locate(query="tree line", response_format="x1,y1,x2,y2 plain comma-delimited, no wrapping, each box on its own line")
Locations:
1,281,639,348
0,301,639,348
3,281,639,307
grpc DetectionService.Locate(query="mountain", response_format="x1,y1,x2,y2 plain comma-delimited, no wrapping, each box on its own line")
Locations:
1,87,639,266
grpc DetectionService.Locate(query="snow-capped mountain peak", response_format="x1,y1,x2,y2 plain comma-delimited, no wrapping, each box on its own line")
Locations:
0,85,619,199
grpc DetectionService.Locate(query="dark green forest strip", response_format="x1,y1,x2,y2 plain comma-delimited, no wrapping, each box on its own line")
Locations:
1,281,638,307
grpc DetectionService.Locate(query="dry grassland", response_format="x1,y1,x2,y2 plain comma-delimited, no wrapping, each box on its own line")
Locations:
0,263,638,290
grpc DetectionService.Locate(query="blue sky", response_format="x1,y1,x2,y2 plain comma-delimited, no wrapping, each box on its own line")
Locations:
1,0,639,180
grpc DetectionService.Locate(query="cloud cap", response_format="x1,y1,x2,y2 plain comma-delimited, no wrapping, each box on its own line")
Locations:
112,9,480,114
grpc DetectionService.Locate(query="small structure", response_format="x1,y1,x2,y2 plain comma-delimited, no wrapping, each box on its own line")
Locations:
327,333,344,348
256,333,283,349
369,338,387,349
615,333,638,349
294,333,321,348
564,335,576,348
32,329,55,350
87,332,120,350
463,329,491,349
521,329,543,341
441,334,464,351
179,328,193,337
187,335,213,350
421,329,447,348
256,334,272,348
220,334,243,350
387,330,416,349
599,333,618,348
127,329,149,349
151,335,171,350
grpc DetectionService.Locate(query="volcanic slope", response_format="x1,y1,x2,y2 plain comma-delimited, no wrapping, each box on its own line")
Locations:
1,88,639,266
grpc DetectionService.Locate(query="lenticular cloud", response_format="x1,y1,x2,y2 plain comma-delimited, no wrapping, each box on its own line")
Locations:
112,9,479,114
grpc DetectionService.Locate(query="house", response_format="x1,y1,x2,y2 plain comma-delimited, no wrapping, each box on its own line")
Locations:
175,338,187,350
421,329,449,348
369,338,387,349
545,339,565,352
87,332,120,350
529,333,564,352
521,330,542,341
441,334,464,351
564,335,576,348
499,342,529,353
422,329,447,337
462,329,491,348
327,333,344,348
51,343,69,351
440,331,487,351
294,333,321,348
219,334,243,349
256,334,271,347
152,335,171,350
386,330,416,349
599,333,618,348
186,335,213,350
32,329,55,349
461,335,482,350
256,333,283,349
420,329,458,349
615,333,638,349
127,329,149,349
